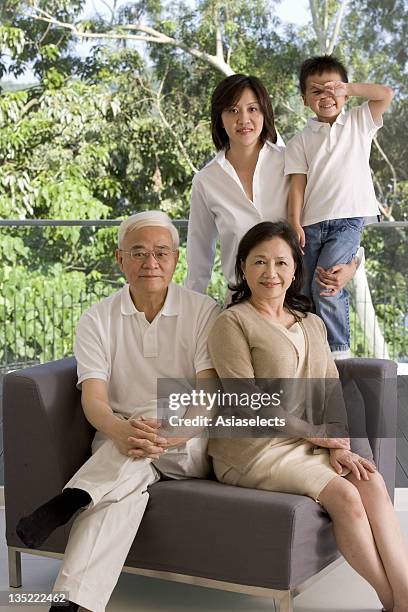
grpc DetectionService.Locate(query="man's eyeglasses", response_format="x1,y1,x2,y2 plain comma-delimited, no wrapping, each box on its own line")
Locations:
119,248,176,262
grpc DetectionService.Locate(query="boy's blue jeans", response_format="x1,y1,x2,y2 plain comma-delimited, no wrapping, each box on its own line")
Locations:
302,218,364,353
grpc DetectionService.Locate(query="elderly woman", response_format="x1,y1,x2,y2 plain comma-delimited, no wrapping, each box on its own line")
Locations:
185,74,360,356
207,220,408,612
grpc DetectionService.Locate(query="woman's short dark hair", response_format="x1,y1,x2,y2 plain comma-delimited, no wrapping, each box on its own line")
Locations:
229,220,312,318
211,74,277,150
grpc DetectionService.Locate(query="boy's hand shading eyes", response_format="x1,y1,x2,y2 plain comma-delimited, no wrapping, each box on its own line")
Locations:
323,81,348,97
311,81,348,97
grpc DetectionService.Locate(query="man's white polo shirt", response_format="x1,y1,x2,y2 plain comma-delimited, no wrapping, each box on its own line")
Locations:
74,282,220,418
284,101,382,227
186,141,289,294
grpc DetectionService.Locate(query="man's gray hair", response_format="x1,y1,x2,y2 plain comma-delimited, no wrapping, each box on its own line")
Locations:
118,211,180,249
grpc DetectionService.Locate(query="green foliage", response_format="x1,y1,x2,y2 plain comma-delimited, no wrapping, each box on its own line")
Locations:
1,1,85,79
0,262,121,367
359,225,408,359
0,25,26,57
0,241,226,369
173,245,227,304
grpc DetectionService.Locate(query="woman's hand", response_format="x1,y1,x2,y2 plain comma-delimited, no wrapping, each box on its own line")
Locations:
292,224,306,250
330,448,376,480
307,436,350,450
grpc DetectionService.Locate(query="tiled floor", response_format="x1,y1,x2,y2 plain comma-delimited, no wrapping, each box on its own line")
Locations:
1,508,407,611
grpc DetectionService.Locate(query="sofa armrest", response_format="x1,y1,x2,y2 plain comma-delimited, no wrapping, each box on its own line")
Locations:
3,358,94,540
336,358,397,500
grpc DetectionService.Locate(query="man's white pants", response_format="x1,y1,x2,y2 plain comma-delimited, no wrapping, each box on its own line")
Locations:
53,432,210,612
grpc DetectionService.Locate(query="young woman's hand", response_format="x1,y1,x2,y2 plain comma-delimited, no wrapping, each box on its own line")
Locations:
329,448,376,480
292,224,305,250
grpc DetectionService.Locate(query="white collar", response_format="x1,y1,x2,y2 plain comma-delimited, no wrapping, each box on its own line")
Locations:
211,140,282,169
120,282,180,317
307,107,348,132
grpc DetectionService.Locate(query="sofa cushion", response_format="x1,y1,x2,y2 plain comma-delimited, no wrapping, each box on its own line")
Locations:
126,479,339,590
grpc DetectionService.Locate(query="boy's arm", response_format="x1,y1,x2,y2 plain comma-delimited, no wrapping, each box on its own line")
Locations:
288,173,307,248
346,83,394,124
322,81,394,124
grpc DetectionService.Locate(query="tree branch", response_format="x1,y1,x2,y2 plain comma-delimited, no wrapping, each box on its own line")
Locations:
155,101,198,174
28,7,234,76
214,7,224,63
309,0,325,54
39,21,51,44
97,0,116,25
327,0,349,54
373,135,398,196
371,168,385,202
136,74,198,174
309,0,350,55
226,45,232,65
280,100,307,123
20,97,40,117
323,0,328,34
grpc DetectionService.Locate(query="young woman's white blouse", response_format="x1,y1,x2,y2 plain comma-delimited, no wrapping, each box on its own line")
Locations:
185,141,289,294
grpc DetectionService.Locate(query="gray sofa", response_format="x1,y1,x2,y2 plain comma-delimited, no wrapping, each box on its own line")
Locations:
3,357,397,612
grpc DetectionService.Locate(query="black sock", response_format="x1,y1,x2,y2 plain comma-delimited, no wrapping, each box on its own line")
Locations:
16,488,91,548
49,601,79,611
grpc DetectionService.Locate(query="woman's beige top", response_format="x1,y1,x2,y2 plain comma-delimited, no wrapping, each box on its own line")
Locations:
286,322,306,376
207,301,346,472
284,322,307,417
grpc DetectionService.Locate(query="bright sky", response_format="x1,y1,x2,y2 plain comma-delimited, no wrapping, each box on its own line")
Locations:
6,0,311,83
275,0,310,25
82,0,310,25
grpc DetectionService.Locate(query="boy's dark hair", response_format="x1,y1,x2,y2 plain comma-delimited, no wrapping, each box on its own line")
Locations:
299,55,348,96
211,74,277,150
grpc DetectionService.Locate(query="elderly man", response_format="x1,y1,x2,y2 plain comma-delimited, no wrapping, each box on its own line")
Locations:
16,211,220,612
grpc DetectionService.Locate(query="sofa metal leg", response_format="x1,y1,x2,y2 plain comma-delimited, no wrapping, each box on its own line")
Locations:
8,548,22,588
276,591,294,612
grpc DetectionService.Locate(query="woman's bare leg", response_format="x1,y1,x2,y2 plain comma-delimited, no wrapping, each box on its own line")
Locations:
318,476,394,611
345,471,408,612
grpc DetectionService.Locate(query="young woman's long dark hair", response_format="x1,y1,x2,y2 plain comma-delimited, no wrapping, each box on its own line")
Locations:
228,221,312,318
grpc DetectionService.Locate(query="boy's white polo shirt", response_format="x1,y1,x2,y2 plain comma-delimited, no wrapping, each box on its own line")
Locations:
74,282,220,419
186,141,289,294
284,101,382,227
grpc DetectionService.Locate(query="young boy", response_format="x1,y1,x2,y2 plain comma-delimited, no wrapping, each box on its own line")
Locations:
285,55,393,358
